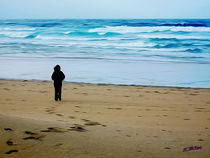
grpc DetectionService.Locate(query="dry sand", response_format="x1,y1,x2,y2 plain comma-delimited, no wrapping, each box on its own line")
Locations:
0,79,210,158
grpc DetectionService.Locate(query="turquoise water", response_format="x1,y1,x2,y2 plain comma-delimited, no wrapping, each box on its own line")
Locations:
0,19,210,88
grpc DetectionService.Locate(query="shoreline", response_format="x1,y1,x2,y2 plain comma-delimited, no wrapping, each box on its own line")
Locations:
0,78,209,90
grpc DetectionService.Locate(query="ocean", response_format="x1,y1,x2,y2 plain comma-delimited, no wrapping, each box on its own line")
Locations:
0,19,210,88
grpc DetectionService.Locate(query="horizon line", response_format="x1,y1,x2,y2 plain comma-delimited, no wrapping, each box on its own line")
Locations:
0,18,210,20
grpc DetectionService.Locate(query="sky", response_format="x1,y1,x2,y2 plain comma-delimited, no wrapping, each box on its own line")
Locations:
0,0,209,19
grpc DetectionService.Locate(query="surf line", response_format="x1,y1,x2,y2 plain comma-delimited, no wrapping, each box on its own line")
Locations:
183,146,202,152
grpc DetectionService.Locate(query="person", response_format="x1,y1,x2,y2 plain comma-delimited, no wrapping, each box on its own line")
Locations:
51,65,65,101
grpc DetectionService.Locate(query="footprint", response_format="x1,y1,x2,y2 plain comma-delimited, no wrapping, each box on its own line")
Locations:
154,91,160,93
6,140,14,146
81,119,90,122
55,143,63,147
4,128,13,131
69,116,75,119
5,150,18,154
84,121,101,126
25,131,37,135
40,91,48,93
69,125,86,132
198,139,204,141
56,114,63,116
23,131,45,140
124,96,130,97
195,110,202,112
23,135,45,141
195,108,205,110
184,119,190,120
190,93,198,96
107,107,122,110
48,112,55,114
164,147,171,149
148,105,160,108
41,127,65,133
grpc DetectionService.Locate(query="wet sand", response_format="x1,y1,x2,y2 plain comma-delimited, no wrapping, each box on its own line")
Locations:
0,79,210,158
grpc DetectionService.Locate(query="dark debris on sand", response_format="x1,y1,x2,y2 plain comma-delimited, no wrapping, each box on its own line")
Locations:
5,150,18,154
69,125,86,132
40,127,66,133
4,128,13,131
6,140,14,146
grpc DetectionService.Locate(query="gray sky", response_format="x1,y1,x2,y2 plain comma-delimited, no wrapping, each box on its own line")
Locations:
0,0,209,19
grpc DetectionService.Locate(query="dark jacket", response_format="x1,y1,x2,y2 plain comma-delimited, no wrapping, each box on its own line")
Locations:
51,70,65,84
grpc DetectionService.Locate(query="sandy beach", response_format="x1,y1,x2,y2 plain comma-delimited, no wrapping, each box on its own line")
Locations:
0,79,210,158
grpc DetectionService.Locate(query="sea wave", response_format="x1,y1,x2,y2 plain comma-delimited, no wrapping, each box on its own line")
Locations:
1,27,36,31
0,31,34,38
137,34,210,40
88,26,210,34
0,19,210,60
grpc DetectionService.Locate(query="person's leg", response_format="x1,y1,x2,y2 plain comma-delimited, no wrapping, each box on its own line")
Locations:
55,88,58,101
54,84,59,101
58,84,62,101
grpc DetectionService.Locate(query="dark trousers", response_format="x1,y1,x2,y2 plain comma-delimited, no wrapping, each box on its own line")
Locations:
54,82,62,101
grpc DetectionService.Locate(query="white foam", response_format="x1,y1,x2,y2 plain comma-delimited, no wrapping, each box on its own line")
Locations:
137,34,210,40
2,27,36,31
89,26,210,34
170,27,210,32
35,35,69,40
0,31,34,38
64,31,72,34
